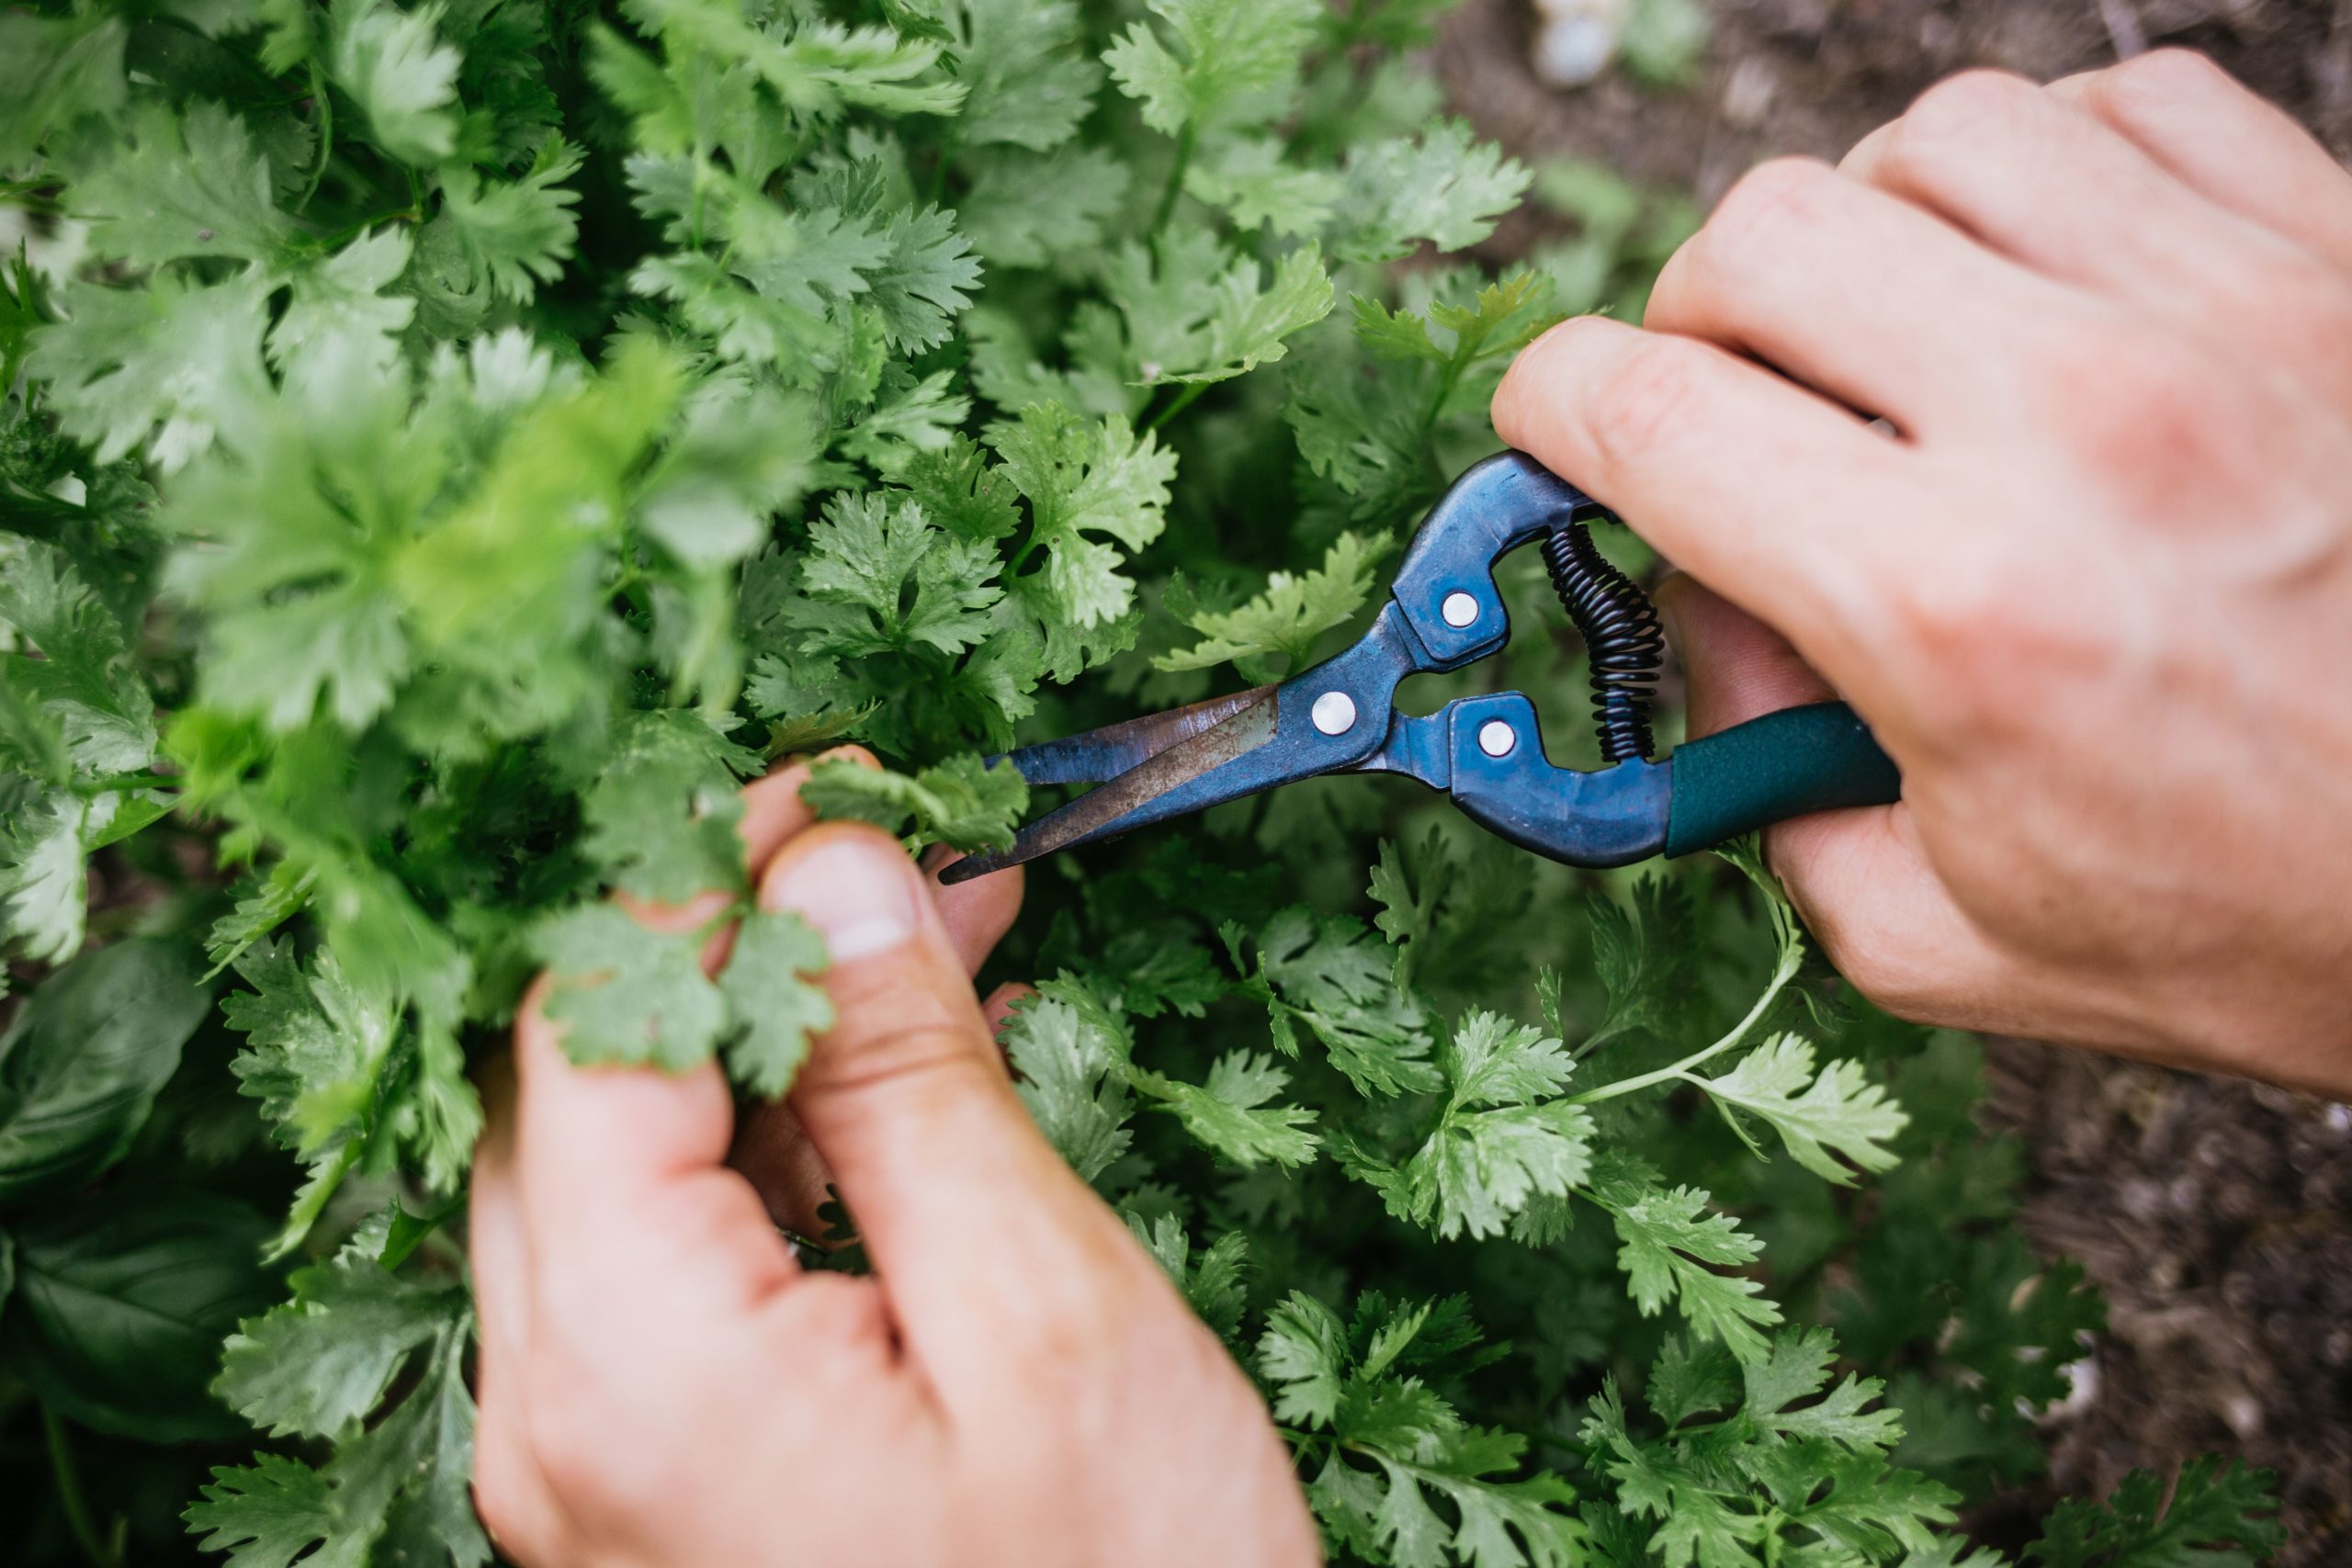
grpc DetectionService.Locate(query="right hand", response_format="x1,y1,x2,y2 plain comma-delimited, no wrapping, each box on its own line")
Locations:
1493,52,2352,1096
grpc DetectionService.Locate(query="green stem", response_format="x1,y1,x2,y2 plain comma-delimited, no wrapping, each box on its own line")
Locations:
82,773,175,795
297,63,334,215
41,1406,122,1568
1142,379,1207,434
1568,950,1797,1106
1149,123,1196,234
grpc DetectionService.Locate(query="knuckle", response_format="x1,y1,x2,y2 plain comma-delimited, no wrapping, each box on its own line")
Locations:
1704,157,1838,256
2101,47,2233,111
1580,335,1706,469
2036,319,2255,503
1888,71,2039,171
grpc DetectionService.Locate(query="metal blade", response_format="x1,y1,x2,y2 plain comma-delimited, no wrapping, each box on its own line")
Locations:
940,603,1426,885
940,693,1283,883
997,684,1277,786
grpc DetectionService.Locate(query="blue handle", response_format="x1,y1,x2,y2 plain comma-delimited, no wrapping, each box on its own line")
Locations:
1387,452,1603,669
1426,694,1671,868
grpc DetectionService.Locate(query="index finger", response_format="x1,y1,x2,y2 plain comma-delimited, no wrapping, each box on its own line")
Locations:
1492,315,1920,688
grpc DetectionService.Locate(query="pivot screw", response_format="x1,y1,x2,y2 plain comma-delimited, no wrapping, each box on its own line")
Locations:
1441,591,1480,628
1311,692,1358,736
1477,719,1517,758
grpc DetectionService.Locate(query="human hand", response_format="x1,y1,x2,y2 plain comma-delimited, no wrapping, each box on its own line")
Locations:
1493,51,2352,1095
467,754,1317,1567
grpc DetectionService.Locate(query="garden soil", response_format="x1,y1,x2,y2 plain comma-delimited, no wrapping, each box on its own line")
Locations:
1433,2,2352,1560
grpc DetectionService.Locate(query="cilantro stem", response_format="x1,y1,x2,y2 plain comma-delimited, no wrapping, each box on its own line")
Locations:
296,63,334,215
1150,124,1196,235
1567,945,1799,1106
1143,380,1206,433
41,1405,124,1568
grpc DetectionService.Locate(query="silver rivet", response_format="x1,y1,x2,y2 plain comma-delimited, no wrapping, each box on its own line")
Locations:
1311,691,1357,736
1477,719,1517,758
1441,591,1479,628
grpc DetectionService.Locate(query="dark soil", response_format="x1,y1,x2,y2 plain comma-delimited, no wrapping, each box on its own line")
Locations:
1431,3,2352,1562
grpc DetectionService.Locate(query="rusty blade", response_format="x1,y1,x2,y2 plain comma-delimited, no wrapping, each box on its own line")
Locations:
996,684,1278,786
939,692,1283,884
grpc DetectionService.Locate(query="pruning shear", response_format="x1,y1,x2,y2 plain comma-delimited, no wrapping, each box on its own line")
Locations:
940,452,1899,886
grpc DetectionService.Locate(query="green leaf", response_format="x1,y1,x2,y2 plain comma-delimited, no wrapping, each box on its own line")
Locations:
1155,530,1388,676
1583,874,1700,1044
1104,0,1322,138
718,907,835,1098
784,491,1003,657
74,100,295,266
1185,138,1341,236
215,1248,460,1439
0,941,210,1204
1328,119,1532,263
328,0,463,165
1001,985,1135,1183
580,709,758,905
2025,1458,2282,1568
1133,1050,1320,1168
534,905,729,1071
1698,1032,1908,1186
1596,1178,1781,1364
921,0,1102,150
28,272,273,470
798,752,1028,852
1246,907,1441,1099
0,1187,281,1442
1107,233,1335,386
989,400,1176,629
433,135,585,303
1258,1289,1348,1427
960,144,1131,270
0,14,126,166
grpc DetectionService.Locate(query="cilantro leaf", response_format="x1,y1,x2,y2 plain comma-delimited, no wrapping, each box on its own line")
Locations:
1328,120,1532,263
717,907,835,1098
74,101,294,267
1001,984,1135,1182
328,0,464,164
533,905,728,1070
1133,1050,1320,1168
1594,1175,1782,1364
1155,530,1389,678
989,400,1175,628
797,752,1028,852
1104,0,1322,138
1106,232,1335,386
1695,1032,1909,1187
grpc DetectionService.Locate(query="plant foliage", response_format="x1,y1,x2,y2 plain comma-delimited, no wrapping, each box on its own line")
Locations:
0,1,2280,1565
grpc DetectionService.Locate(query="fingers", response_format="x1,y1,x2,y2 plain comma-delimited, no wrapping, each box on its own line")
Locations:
2049,51,2352,278
1839,69,2334,349
1658,570,2027,1033
762,825,1169,1406
921,845,1026,978
512,978,798,1308
730,849,1024,1234
1492,314,1916,689
492,751,888,1337
1643,157,2059,435
1656,572,1836,739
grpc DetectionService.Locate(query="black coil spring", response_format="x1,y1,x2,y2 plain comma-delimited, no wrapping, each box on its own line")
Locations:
1541,521,1663,763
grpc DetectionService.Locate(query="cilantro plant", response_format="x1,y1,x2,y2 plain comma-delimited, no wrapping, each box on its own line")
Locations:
0,2,2283,1565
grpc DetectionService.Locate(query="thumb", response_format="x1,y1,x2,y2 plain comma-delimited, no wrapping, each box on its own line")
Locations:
760,825,1168,1405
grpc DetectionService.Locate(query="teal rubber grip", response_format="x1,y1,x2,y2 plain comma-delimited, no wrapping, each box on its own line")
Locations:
1664,703,1900,857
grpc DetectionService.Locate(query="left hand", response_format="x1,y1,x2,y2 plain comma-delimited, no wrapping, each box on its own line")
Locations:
466,755,1317,1568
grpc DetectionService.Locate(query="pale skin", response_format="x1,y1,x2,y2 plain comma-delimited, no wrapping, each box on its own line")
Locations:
470,52,2352,1568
